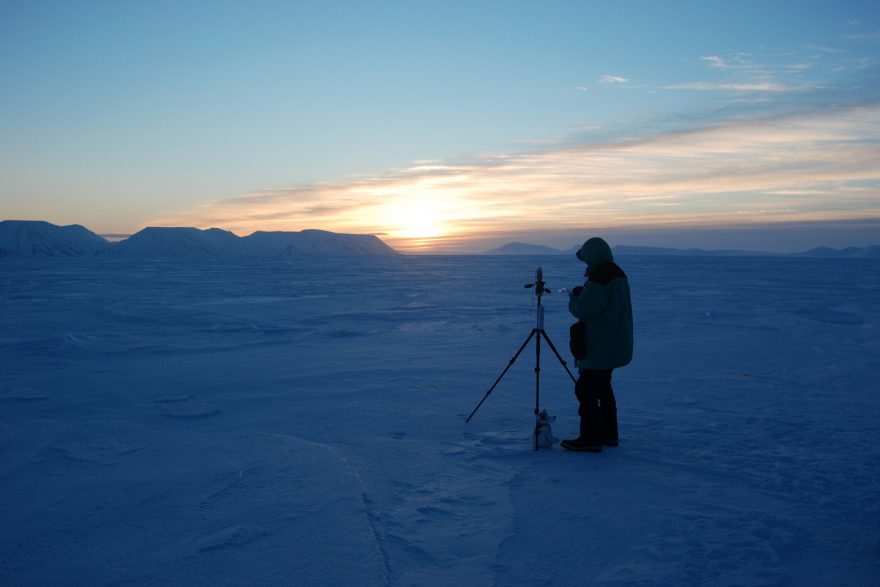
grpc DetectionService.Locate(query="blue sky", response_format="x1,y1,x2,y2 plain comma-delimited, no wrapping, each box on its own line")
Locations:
2,0,879,252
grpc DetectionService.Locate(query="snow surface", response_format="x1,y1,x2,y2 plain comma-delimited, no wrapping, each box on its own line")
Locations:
1,254,878,586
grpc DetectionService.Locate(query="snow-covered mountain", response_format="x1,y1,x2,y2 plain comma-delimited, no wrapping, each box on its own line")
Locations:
612,245,779,257
0,220,109,257
102,226,398,258
482,242,779,257
615,244,880,257
101,227,241,257
267,229,397,257
483,241,880,258
794,245,880,258
0,220,398,259
482,242,570,255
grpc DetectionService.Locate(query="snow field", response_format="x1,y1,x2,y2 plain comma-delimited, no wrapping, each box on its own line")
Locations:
1,255,878,586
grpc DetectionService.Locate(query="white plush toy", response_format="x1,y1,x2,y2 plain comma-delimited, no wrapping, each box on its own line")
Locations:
536,409,559,448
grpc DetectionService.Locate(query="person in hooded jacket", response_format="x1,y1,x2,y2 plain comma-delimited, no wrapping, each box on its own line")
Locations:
563,237,633,452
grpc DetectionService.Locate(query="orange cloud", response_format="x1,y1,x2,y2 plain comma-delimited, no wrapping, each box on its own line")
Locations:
148,104,880,252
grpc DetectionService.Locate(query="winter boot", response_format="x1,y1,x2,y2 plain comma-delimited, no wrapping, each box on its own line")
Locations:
561,416,602,452
561,437,603,452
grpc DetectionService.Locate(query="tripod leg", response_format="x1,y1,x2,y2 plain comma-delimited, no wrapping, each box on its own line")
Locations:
534,329,542,451
539,329,578,383
465,329,537,423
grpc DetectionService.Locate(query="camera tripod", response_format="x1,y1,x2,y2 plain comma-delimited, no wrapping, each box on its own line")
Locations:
466,267,577,450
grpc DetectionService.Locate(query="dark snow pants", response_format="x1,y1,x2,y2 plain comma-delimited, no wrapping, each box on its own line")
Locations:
575,369,618,444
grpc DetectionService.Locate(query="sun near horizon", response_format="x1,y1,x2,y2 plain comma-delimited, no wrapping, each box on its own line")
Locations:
2,1,878,255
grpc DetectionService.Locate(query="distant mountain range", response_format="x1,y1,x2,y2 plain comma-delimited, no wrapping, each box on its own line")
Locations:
0,220,398,258
3,220,877,259
483,242,880,258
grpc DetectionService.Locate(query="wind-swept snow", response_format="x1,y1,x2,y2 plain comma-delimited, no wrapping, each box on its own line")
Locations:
0,255,877,585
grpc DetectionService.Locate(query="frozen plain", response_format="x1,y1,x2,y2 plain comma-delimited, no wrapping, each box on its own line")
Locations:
1,254,878,586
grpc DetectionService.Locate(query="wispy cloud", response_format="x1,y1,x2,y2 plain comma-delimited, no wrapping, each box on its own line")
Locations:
151,103,880,252
700,54,752,70
599,74,629,84
665,81,797,92
700,55,727,69
678,51,814,96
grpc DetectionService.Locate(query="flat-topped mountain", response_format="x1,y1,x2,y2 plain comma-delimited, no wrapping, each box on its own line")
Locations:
241,229,397,257
482,242,573,255
103,227,397,257
0,221,399,258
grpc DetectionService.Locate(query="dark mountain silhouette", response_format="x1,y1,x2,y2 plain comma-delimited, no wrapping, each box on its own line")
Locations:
0,220,109,256
0,220,399,258
100,226,398,257
482,242,569,255
241,229,397,257
100,227,241,257
482,241,880,258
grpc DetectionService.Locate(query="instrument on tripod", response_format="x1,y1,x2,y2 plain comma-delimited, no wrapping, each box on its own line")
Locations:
466,267,577,450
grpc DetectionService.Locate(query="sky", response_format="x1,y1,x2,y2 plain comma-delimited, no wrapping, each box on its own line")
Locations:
1,0,879,253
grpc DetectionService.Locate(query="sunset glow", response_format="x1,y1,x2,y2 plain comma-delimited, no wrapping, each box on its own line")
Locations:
2,1,879,252
148,104,880,252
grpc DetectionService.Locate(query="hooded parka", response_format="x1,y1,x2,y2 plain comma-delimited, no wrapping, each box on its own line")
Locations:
568,237,633,370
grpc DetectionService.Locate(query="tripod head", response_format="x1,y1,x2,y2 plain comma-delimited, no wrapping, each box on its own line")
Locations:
524,267,550,329
524,267,551,300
